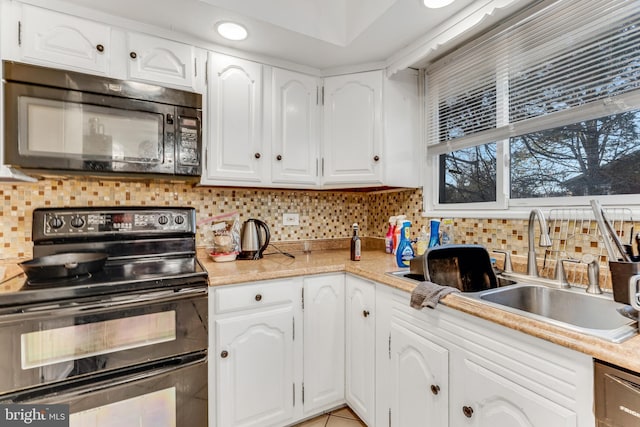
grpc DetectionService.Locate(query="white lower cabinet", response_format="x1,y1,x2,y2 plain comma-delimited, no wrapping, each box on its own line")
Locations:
210,274,346,427
450,351,577,427
389,319,448,427
345,275,376,426
210,274,595,427
211,278,302,427
303,274,345,416
375,284,595,427
216,306,297,427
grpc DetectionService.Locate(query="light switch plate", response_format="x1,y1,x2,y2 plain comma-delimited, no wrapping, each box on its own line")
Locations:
283,213,299,226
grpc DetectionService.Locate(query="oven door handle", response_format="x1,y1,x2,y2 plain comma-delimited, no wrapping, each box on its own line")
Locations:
1,286,207,322
4,352,207,404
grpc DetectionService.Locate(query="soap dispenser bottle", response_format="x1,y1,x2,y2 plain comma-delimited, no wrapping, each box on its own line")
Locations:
385,216,396,254
396,220,415,268
428,219,441,248
393,215,406,254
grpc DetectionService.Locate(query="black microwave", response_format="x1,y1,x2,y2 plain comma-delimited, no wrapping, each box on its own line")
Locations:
2,61,202,177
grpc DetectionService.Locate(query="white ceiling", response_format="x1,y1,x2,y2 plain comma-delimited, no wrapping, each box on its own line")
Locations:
59,0,534,72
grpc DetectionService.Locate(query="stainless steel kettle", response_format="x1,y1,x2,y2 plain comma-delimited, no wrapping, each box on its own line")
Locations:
238,219,271,260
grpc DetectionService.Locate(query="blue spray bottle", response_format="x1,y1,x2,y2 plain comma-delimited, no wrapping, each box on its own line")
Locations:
428,219,441,248
396,220,415,268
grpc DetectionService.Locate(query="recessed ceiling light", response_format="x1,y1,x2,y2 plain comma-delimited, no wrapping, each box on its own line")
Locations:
216,21,248,41
423,0,455,8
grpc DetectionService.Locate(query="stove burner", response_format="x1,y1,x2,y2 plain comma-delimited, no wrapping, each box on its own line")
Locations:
26,273,93,287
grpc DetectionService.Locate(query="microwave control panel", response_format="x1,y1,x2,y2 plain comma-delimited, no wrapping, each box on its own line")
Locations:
177,116,200,167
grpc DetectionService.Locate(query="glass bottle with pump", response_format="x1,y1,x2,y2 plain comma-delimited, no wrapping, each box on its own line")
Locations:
416,225,429,255
351,223,361,261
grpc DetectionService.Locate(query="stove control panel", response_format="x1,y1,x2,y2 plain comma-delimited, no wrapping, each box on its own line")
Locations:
33,208,195,240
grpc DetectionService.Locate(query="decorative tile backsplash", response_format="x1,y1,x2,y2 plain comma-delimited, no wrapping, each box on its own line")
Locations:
1,176,637,291
0,177,377,259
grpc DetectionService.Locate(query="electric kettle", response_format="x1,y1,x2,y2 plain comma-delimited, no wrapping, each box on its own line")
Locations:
238,219,271,260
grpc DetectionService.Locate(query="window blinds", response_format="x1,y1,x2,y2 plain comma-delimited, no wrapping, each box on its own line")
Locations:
426,0,640,150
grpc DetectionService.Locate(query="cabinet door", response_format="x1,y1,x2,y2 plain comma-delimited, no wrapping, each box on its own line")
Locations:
322,71,382,185
205,53,266,184
271,68,320,186
216,305,296,427
345,276,376,426
389,320,448,427
126,32,197,91
303,274,345,415
19,4,110,75
451,354,577,427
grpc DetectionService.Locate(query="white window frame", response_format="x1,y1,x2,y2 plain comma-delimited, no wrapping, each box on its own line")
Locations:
423,0,640,218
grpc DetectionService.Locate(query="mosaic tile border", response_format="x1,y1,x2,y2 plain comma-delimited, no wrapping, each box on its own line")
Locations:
1,177,637,291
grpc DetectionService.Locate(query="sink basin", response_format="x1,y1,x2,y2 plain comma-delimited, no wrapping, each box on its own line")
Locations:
385,270,516,289
386,269,637,342
386,270,428,282
466,284,637,343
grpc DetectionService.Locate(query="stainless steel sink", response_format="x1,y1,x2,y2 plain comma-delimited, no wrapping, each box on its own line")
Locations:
465,284,638,343
385,269,516,289
386,270,427,282
386,269,638,343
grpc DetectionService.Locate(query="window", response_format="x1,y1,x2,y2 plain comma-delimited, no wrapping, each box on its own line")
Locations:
510,111,640,199
425,0,640,211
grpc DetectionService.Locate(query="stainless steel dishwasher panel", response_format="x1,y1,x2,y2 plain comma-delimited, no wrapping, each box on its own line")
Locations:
595,360,640,426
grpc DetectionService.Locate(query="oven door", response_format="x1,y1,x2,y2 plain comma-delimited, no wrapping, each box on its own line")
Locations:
0,287,207,394
3,80,177,175
2,353,207,427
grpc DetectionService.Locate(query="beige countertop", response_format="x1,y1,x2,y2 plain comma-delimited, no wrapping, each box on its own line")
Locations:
200,248,640,373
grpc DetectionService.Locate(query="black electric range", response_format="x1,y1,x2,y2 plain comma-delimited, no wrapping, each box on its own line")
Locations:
0,206,208,310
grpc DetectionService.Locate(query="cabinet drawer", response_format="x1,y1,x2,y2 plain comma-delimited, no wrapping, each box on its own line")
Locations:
213,279,298,314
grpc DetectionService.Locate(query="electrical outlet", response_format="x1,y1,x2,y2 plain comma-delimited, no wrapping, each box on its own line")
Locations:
283,213,299,226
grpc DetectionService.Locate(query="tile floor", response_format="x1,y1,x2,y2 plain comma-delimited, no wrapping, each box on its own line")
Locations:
293,407,366,427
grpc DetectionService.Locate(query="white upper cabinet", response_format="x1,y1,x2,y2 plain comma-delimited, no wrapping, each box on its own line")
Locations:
321,69,420,188
17,4,111,75
203,52,267,185
4,4,419,189
322,71,383,186
202,57,323,188
271,67,320,187
382,69,420,188
125,32,202,92
3,3,204,92
200,55,419,189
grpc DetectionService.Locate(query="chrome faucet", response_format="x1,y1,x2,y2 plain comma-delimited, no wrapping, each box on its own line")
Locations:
586,259,603,294
527,208,552,277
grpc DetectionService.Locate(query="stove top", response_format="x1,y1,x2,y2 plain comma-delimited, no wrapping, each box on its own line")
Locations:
0,256,207,309
0,206,208,309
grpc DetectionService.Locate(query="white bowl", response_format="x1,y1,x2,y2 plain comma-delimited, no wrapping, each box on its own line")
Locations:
210,253,237,262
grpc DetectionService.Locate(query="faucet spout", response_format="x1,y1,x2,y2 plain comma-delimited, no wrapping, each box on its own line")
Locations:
527,208,552,277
